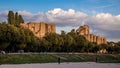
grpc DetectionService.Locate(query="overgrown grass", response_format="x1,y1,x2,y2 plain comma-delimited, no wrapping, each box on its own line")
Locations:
0,53,120,64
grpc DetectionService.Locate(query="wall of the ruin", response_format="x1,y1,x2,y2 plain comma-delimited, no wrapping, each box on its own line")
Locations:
77,25,107,45
20,22,56,38
77,25,89,35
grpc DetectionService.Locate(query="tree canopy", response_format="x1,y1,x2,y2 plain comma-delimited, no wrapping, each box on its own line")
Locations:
0,10,119,54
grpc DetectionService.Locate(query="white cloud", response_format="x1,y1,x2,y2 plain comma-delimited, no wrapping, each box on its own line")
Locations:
0,11,8,22
46,8,88,26
0,8,120,42
18,10,33,17
86,13,120,42
88,13,120,31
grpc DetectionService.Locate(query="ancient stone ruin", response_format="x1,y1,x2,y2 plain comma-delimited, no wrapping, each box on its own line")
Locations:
21,22,106,45
20,22,56,38
76,25,107,45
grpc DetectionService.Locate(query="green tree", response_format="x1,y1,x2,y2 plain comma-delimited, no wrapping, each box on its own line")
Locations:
19,15,24,23
0,42,10,50
16,43,26,50
74,35,88,52
93,45,99,53
8,11,15,25
85,42,94,53
8,11,24,26
15,12,19,26
44,33,64,52
0,23,35,52
61,30,66,35
113,45,120,54
25,37,40,52
61,33,74,52
38,38,49,52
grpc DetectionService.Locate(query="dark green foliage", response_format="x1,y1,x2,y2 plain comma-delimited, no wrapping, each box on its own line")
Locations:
15,12,19,26
107,45,120,54
0,23,119,53
106,42,120,54
0,42,10,50
67,31,89,52
61,34,74,52
8,11,24,27
0,23,35,51
8,11,15,25
19,15,24,23
44,33,64,52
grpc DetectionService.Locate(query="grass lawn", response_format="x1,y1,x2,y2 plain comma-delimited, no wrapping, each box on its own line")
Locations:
0,53,120,64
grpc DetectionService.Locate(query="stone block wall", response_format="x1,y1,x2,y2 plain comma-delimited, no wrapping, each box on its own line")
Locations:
20,22,56,38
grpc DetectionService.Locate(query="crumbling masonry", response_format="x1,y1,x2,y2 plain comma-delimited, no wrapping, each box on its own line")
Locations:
76,25,107,45
20,22,56,38
21,22,106,45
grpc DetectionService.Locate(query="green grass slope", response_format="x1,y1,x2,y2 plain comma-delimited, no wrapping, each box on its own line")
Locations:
0,53,120,64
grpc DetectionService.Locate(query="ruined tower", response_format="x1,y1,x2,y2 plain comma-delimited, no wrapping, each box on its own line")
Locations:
77,25,89,35
77,25,107,45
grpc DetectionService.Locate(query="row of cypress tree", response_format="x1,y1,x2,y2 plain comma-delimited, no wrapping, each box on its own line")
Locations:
8,11,24,27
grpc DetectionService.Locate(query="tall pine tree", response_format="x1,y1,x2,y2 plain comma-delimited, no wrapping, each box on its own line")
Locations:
15,12,19,26
19,15,24,24
8,11,15,25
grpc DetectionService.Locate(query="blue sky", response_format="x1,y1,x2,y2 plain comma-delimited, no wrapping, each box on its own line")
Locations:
0,0,120,42
0,0,120,15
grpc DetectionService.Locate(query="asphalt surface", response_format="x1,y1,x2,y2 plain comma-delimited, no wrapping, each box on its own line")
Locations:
0,62,120,68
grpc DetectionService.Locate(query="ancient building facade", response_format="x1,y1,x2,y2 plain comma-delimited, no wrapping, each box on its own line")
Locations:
20,22,56,38
77,25,107,45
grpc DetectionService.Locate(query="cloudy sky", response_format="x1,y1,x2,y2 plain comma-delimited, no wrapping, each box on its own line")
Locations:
0,0,120,42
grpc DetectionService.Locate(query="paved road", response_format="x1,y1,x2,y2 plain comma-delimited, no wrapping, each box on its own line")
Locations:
0,62,120,68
